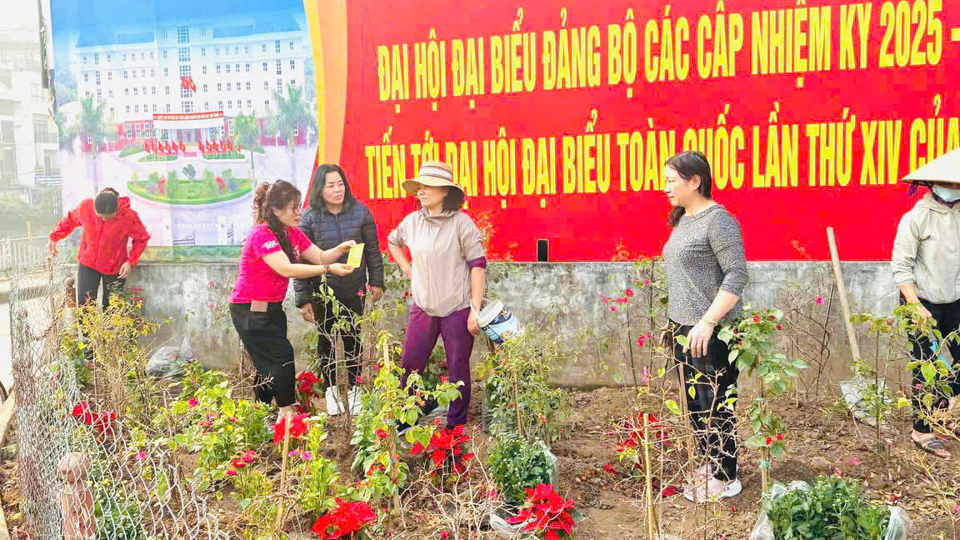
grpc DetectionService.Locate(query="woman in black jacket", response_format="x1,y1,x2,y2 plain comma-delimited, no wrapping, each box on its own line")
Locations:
295,164,385,415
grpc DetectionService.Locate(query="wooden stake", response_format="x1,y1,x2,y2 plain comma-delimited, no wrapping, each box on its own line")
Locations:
826,227,861,363
758,376,769,494
275,411,292,530
643,414,658,540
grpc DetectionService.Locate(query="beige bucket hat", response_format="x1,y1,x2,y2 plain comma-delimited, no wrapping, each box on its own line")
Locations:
903,148,960,185
402,161,463,195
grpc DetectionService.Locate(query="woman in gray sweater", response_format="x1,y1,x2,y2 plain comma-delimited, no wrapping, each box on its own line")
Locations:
660,151,748,503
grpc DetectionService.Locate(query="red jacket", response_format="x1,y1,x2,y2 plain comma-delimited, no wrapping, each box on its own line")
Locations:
49,197,151,275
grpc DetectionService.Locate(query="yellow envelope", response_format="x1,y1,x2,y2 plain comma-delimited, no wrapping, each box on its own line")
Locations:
347,243,364,267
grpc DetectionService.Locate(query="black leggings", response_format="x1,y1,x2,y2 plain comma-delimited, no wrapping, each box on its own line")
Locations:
671,321,740,481
311,293,365,388
231,303,296,408
77,264,124,308
906,296,960,433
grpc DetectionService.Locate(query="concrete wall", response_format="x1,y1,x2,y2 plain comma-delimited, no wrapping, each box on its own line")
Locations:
128,261,899,388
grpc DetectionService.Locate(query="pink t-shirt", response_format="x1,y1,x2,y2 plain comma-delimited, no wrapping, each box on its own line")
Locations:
229,224,313,304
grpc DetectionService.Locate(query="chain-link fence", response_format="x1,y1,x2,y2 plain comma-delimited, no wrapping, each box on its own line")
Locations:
9,258,228,539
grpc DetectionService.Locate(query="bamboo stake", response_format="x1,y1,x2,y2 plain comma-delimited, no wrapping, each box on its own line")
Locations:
758,376,769,494
275,411,292,530
643,414,658,540
826,227,861,364
383,340,403,520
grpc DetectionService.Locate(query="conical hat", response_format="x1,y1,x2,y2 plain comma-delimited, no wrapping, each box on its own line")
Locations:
903,148,960,185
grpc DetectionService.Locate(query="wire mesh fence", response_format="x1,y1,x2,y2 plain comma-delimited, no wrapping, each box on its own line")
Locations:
9,256,228,540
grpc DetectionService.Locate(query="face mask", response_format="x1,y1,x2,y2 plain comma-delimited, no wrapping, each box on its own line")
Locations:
932,185,960,203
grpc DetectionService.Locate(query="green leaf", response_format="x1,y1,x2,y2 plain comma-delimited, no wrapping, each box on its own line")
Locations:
921,363,936,384
728,349,740,364
688,385,696,399
791,358,808,369
675,335,689,348
665,399,682,416
897,397,911,409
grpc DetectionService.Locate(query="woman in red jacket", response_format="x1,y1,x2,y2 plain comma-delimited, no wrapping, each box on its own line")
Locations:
47,188,151,308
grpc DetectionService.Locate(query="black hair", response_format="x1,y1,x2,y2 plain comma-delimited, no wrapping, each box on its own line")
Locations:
665,151,713,227
309,164,355,210
253,180,301,262
94,188,119,214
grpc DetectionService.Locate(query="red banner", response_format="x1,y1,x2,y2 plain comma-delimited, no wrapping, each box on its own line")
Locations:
310,0,960,261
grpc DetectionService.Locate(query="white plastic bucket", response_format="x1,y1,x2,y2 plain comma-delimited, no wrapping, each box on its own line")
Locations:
476,300,523,345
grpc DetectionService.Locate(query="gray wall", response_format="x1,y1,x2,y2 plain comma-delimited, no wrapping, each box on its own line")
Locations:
127,261,898,388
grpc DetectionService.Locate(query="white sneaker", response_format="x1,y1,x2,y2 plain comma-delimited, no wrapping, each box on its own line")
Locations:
325,387,344,416
683,477,742,503
347,387,362,415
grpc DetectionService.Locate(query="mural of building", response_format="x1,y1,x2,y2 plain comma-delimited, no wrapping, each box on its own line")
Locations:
71,14,310,150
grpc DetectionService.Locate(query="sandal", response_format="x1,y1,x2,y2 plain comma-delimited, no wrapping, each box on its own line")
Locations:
914,435,951,458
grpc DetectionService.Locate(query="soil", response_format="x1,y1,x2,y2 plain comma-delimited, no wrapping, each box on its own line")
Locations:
3,386,960,540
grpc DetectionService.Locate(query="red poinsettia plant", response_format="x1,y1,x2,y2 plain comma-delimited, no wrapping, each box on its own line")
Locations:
310,497,376,539
410,424,475,477
296,370,323,412
506,483,578,540
272,413,310,445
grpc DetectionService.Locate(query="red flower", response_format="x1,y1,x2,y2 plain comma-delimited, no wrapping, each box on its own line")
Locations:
440,376,449,383
506,484,577,539
410,442,425,455
636,336,645,347
776,324,783,331
376,428,388,440
765,437,773,446
311,498,376,539
662,485,678,497
624,289,634,297
752,316,761,323
356,376,364,384
225,470,237,477
414,425,474,477
297,371,320,396
815,296,825,305
272,413,310,445
776,433,784,441
231,459,246,468
610,306,617,313
602,463,617,476
441,531,450,539
188,398,199,408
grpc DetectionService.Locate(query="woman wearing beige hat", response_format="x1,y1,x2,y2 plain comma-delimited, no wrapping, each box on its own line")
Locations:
387,161,487,429
892,148,960,457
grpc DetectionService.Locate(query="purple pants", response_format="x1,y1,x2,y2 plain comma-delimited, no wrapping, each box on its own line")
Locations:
401,304,475,426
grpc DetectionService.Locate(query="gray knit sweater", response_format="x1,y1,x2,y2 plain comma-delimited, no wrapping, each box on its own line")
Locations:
662,204,748,325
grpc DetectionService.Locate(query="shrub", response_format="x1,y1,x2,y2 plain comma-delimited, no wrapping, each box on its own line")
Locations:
488,434,554,506
767,476,891,540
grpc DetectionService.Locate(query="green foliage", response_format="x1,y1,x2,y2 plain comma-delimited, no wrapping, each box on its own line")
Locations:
182,164,197,180
294,419,340,515
127,177,252,204
119,144,144,158
767,477,891,540
476,330,570,444
488,435,554,506
55,328,93,387
717,307,807,455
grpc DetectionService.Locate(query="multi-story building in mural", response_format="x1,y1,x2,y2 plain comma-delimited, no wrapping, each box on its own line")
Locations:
71,13,310,148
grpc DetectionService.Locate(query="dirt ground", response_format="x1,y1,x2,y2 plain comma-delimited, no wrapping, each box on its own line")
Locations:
3,386,960,539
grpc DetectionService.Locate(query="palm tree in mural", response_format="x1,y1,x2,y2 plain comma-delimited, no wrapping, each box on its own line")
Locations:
53,110,78,154
234,112,261,182
268,84,316,186
76,96,111,194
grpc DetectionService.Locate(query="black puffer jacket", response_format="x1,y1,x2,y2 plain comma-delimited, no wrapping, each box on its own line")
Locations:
293,199,385,307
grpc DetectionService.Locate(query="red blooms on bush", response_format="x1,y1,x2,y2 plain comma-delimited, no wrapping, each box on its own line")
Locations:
752,315,761,323
71,401,116,438
311,498,376,539
506,484,577,540
614,412,669,456
411,425,475,477
297,371,321,398
272,413,310,445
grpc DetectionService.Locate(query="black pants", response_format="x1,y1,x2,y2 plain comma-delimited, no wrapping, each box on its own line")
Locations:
77,264,124,309
311,293,365,388
906,296,960,433
231,303,296,407
671,322,740,482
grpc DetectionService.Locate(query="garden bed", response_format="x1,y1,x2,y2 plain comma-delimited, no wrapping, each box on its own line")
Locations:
127,177,252,205
138,154,178,163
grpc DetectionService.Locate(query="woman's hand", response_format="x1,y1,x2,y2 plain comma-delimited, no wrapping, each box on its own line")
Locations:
328,263,356,276
300,303,315,323
658,322,670,348
336,240,357,254
685,320,716,358
366,285,384,303
467,310,481,336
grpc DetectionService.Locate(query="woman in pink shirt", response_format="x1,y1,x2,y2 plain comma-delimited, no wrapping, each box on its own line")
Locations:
230,180,355,419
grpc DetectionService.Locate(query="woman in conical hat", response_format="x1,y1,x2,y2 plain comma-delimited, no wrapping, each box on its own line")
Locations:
387,161,487,430
892,148,960,457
